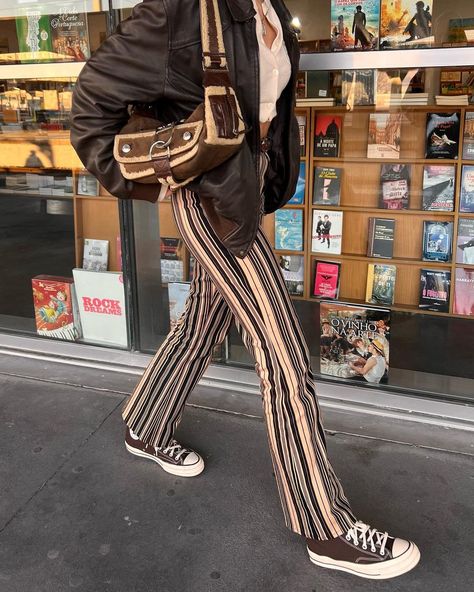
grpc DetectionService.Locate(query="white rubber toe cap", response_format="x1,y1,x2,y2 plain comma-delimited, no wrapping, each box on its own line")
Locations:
183,451,201,466
392,538,411,558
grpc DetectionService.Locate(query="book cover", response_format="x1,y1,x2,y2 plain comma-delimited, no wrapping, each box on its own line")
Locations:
366,263,397,305
314,115,342,157
278,255,304,296
320,301,390,384
419,269,451,312
380,0,434,49
342,69,376,106
379,164,410,209
462,112,474,160
306,71,330,98
15,13,53,63
160,237,185,283
296,114,307,156
50,7,91,61
425,112,460,159
168,282,191,330
313,260,341,299
72,268,127,347
422,221,453,262
330,0,380,51
367,113,402,159
313,167,342,206
82,239,109,272
422,165,455,211
31,275,81,341
367,217,395,258
312,210,343,254
274,210,304,251
460,165,474,213
454,268,474,316
456,218,474,264
288,162,305,204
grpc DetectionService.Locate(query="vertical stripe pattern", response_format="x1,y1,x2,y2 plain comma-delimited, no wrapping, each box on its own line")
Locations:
121,152,356,540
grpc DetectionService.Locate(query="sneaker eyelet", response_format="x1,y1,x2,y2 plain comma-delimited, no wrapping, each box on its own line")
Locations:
354,541,359,546
371,547,376,553
345,535,351,541
362,544,367,550
380,550,385,556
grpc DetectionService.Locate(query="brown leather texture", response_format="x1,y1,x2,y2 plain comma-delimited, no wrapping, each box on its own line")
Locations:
125,428,184,466
307,535,395,564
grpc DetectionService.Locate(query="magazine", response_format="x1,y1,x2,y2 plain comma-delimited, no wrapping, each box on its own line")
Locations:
312,210,343,255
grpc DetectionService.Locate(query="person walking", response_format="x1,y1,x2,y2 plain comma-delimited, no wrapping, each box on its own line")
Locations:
70,0,420,579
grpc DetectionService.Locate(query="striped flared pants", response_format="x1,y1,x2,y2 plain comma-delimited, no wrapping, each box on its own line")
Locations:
121,153,357,540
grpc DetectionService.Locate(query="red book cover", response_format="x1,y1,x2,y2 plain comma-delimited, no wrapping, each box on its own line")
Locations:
314,115,342,157
31,275,81,340
454,268,474,316
313,261,341,299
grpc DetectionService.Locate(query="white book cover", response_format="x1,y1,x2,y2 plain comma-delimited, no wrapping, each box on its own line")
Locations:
312,210,343,254
83,239,109,272
72,269,127,347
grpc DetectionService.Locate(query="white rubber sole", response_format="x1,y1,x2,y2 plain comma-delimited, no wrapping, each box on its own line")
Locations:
125,442,205,477
307,542,421,580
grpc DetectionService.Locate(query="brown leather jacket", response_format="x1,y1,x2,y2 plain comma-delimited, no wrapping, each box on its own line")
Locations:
70,0,300,258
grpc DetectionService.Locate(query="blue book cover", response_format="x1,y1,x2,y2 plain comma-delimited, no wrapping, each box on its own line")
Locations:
288,162,305,204
422,221,453,262
275,210,303,251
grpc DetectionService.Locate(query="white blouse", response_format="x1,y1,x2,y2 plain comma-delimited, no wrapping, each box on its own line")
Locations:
252,0,292,123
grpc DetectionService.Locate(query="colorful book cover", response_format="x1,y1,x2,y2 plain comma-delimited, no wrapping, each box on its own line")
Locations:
342,69,376,106
168,282,191,330
367,217,395,258
456,218,474,264
72,269,127,347
313,167,342,206
419,269,451,312
367,113,402,159
274,210,304,251
460,165,474,212
50,7,91,61
330,0,380,51
463,112,474,160
422,165,455,211
422,221,453,262
366,264,397,306
379,164,410,209
160,237,185,283
288,162,305,204
425,112,460,159
454,268,474,316
320,301,390,383
312,210,343,255
380,0,434,49
314,115,342,157
82,239,109,272
278,255,304,296
313,261,341,299
31,275,81,341
15,12,53,63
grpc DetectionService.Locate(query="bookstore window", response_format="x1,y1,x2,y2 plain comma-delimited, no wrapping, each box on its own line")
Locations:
0,3,129,349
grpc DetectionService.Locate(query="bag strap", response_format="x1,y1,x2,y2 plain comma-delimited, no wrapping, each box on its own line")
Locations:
200,0,229,71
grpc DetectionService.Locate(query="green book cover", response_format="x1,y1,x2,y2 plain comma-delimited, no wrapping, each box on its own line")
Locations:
15,12,53,63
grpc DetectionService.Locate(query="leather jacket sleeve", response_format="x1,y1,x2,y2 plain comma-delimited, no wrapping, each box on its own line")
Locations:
70,0,168,202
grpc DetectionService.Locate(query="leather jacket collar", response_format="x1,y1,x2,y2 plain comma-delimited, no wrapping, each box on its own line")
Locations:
225,0,256,21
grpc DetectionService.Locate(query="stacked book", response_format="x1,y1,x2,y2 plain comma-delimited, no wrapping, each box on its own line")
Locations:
377,93,430,107
435,94,470,106
296,97,335,108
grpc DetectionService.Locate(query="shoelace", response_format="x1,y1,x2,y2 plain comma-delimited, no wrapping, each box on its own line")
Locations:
155,439,189,461
345,521,389,556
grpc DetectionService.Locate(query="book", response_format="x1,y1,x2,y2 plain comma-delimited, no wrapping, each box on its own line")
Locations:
367,113,402,159
72,269,127,347
366,264,397,306
313,167,342,206
50,7,91,61
425,112,460,159
160,237,185,283
312,210,343,255
456,218,474,264
380,0,434,50
278,255,304,296
306,71,330,99
77,172,99,196
31,275,81,341
320,301,390,384
168,282,191,330
422,165,455,211
288,162,305,204
379,164,410,209
419,269,451,312
454,268,474,316
342,69,376,106
330,0,380,51
82,239,109,272
314,115,342,157
460,165,474,212
296,114,306,157
15,14,53,63
367,218,395,258
462,112,474,159
274,210,304,251
422,221,453,262
313,260,341,299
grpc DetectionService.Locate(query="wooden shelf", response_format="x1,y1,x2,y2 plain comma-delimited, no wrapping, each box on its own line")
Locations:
312,157,460,164
309,253,452,267
309,205,456,216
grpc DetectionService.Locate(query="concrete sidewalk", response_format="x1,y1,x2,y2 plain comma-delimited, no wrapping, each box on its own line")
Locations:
0,356,472,592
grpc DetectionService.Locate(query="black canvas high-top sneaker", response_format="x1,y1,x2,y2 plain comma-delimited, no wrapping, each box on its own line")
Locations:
125,427,204,477
306,521,420,580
